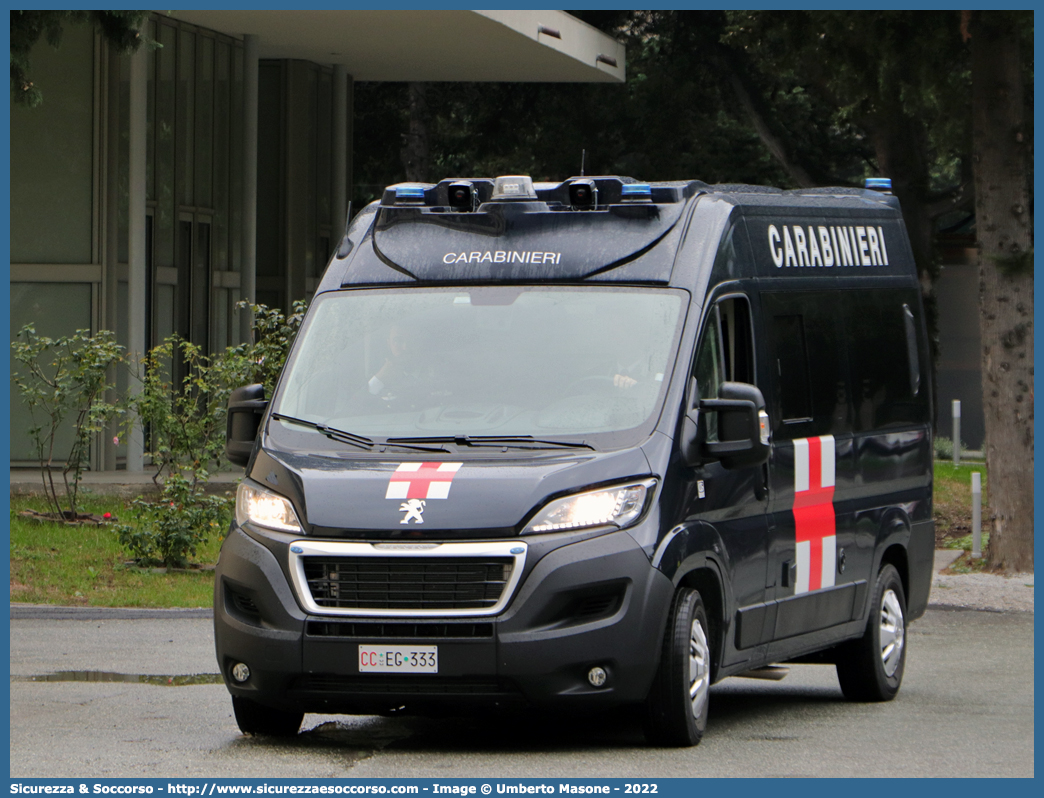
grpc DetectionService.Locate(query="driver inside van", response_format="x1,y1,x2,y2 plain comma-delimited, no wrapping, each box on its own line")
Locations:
365,322,445,405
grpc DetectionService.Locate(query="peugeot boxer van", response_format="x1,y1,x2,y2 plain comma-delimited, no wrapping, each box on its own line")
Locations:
217,175,934,746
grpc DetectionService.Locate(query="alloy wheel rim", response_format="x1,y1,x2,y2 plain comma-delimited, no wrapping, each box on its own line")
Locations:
689,617,710,718
879,588,905,677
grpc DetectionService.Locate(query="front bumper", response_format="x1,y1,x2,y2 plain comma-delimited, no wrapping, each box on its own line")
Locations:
214,522,674,714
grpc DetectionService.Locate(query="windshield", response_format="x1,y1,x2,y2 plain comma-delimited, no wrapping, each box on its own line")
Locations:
269,286,686,451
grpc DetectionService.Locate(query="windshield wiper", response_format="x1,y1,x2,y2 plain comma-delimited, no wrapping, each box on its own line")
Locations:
271,414,449,453
385,434,595,451
271,413,375,450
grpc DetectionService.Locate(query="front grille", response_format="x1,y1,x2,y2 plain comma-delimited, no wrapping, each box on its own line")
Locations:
306,620,493,639
302,556,514,611
292,674,519,696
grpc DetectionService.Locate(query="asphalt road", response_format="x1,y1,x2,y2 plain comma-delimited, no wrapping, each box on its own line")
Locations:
9,606,1034,778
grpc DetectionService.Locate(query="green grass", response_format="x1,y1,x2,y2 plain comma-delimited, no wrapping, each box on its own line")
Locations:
933,461,988,547
9,494,224,608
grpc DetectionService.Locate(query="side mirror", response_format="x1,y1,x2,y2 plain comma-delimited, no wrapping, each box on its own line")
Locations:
226,384,268,467
700,381,770,469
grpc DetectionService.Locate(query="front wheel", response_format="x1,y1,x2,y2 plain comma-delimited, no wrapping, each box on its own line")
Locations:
644,587,711,747
835,563,907,701
232,696,304,737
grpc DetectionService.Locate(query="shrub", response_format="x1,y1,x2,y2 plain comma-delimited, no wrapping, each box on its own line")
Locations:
11,325,125,520
116,473,233,569
131,335,256,484
116,335,248,567
116,302,304,567
934,436,969,460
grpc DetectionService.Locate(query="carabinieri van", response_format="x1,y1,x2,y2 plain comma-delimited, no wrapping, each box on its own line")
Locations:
217,175,934,746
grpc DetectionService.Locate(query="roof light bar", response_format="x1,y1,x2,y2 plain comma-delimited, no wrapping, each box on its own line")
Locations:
865,177,892,192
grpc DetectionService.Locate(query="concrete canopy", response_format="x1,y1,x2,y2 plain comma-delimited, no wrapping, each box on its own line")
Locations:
164,9,625,82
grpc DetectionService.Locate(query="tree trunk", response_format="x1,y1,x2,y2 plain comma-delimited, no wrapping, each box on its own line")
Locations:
970,12,1034,571
400,83,431,183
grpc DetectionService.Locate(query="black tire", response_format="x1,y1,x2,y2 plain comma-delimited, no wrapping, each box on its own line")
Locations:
232,696,304,737
644,587,711,747
836,563,907,702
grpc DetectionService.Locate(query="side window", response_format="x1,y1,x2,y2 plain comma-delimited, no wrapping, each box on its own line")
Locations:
718,297,755,384
842,290,930,429
762,291,849,439
693,295,755,441
694,310,724,441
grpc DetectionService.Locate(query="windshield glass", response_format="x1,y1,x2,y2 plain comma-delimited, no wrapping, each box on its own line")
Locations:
269,286,686,450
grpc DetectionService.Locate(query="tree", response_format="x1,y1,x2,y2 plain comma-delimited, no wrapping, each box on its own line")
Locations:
10,10,148,107
719,11,974,338
968,11,1034,571
401,83,432,182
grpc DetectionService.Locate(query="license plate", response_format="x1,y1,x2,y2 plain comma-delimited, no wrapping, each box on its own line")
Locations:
358,645,438,673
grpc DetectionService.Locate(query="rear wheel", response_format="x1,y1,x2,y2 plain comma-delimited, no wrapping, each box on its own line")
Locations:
644,587,710,747
836,563,907,701
232,696,304,736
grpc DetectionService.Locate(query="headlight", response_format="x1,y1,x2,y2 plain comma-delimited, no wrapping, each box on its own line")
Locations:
521,479,656,535
236,481,303,533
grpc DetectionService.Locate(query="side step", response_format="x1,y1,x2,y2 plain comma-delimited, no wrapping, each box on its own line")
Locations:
735,665,790,681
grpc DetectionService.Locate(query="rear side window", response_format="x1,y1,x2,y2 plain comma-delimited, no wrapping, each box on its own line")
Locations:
762,291,849,439
842,290,930,430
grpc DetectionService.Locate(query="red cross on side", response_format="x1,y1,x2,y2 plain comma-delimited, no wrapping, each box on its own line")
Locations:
792,436,837,594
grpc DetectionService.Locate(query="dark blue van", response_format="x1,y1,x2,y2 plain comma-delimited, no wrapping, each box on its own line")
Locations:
217,175,934,746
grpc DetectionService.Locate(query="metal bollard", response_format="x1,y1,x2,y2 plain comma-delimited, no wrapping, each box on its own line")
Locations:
952,400,961,465
971,472,982,559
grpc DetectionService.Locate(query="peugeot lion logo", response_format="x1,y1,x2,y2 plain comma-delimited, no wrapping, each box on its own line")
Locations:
399,498,426,524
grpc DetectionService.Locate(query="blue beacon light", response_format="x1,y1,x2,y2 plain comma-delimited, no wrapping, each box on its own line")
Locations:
865,178,892,191
621,183,652,198
395,185,426,201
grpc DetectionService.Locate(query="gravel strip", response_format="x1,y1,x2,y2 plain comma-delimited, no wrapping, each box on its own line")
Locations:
930,571,1035,613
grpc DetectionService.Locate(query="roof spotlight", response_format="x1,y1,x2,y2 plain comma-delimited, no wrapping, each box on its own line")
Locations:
492,175,537,201
448,181,476,211
569,178,597,210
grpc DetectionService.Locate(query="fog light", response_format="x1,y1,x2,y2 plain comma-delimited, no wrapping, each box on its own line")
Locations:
587,666,607,688
231,662,251,683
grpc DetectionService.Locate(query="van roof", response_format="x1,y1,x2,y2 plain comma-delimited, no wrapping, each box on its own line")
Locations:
319,176,908,290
